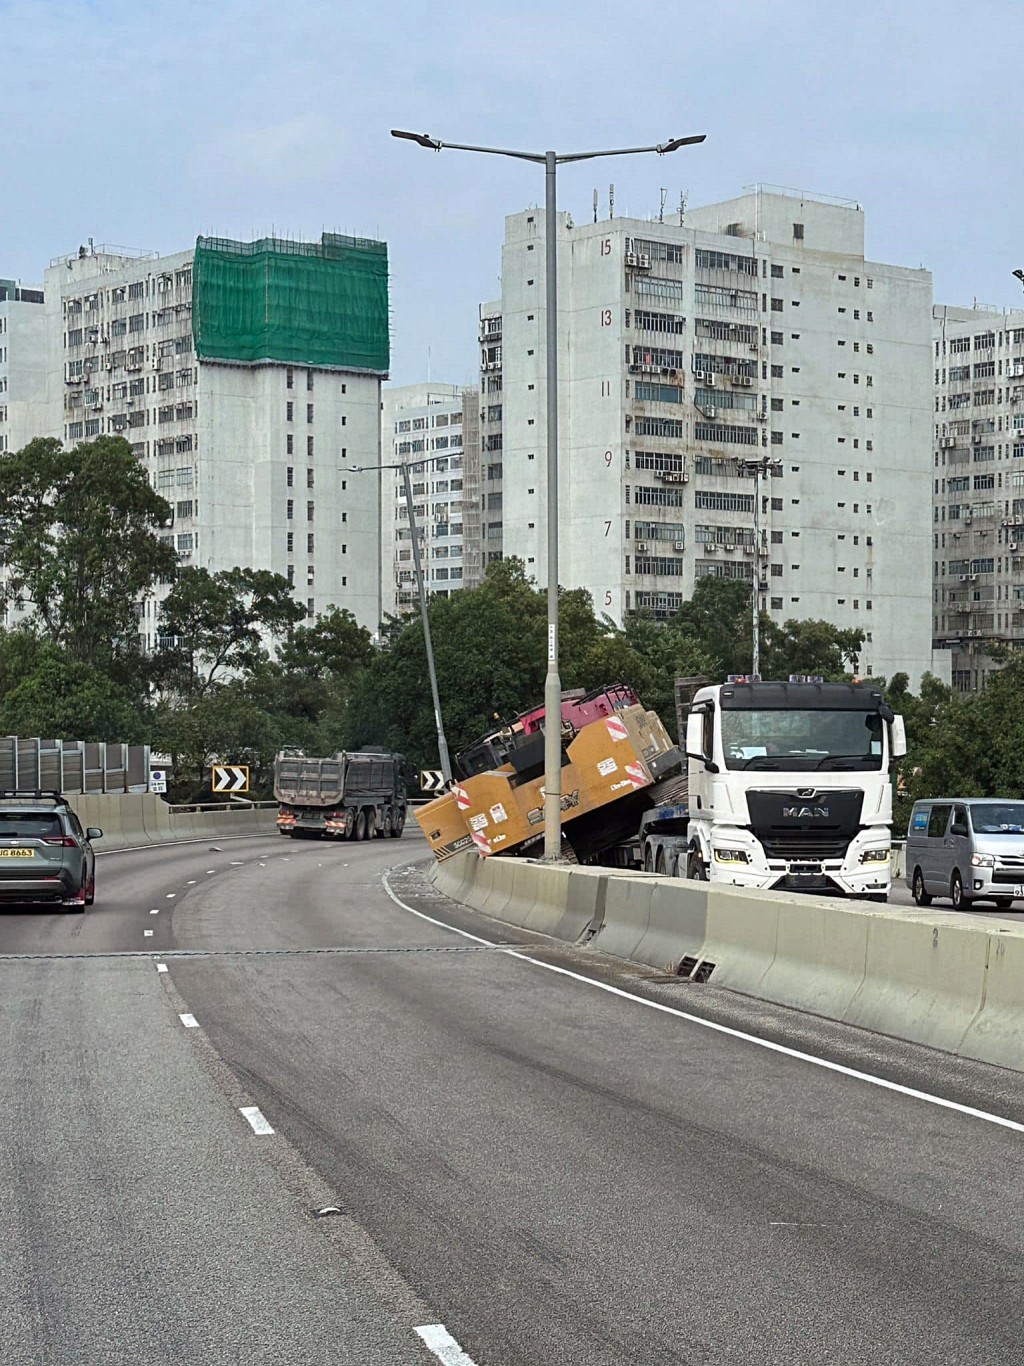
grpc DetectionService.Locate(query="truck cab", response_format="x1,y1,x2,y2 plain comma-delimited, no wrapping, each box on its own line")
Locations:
683,677,906,898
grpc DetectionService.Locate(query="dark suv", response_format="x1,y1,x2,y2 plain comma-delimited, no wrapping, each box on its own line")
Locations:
0,791,103,910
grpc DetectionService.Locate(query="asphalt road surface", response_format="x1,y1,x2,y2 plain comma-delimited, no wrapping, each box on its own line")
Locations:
3,830,1024,1364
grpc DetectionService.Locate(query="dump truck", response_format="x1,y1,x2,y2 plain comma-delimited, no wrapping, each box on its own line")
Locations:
274,748,407,840
414,685,684,863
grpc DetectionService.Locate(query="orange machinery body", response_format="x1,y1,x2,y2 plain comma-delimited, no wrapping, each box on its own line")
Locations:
415,703,679,861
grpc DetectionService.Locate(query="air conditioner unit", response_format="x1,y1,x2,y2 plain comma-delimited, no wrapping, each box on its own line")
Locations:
965,517,972,524
723,544,736,552
973,434,982,443
706,373,717,387
693,370,705,382
673,541,686,551
628,364,641,374
728,323,738,332
636,542,648,553
959,575,967,582
749,343,759,352
1010,543,1018,551
637,254,651,269
740,376,753,387
625,252,638,267
743,545,755,554
704,406,716,419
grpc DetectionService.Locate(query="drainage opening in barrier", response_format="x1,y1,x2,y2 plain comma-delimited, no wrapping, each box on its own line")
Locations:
692,959,716,983
678,955,699,979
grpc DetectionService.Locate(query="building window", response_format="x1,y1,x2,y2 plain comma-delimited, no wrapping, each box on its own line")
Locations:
306,403,314,423
287,434,294,454
793,222,804,240
306,370,314,392
286,500,294,520
287,367,294,389
286,402,294,421
307,533,314,554
287,467,294,487
307,501,314,522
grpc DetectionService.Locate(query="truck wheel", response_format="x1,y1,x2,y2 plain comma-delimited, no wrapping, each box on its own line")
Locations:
655,850,668,875
643,844,655,873
390,811,405,838
686,852,707,882
355,809,368,841
379,811,392,838
345,812,358,841
911,868,931,906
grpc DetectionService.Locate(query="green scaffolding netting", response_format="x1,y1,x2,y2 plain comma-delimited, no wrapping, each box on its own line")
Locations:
192,233,389,372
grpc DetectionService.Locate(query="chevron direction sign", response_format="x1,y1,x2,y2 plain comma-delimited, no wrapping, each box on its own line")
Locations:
212,764,250,794
420,769,445,793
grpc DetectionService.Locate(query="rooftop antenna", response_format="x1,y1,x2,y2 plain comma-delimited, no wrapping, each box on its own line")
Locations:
659,188,667,223
593,189,598,224
609,183,615,220
427,344,431,383
678,191,687,226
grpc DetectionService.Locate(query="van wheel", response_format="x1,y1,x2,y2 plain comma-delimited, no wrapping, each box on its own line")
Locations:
911,868,932,907
950,870,968,910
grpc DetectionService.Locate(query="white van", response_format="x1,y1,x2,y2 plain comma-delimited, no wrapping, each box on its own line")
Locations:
905,798,1024,910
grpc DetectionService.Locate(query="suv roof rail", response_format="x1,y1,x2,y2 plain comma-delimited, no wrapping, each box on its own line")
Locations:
0,789,71,805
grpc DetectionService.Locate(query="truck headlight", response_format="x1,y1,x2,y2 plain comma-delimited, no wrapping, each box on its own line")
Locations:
971,853,995,868
859,847,890,864
714,847,749,864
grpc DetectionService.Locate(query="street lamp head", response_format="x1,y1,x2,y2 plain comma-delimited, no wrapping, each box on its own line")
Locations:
1014,268,1024,288
391,129,443,151
656,134,707,155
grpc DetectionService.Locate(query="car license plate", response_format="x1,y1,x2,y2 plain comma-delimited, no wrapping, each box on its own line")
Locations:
0,848,34,859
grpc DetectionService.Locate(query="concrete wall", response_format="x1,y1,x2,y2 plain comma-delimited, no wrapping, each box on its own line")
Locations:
72,793,277,851
432,854,1024,1074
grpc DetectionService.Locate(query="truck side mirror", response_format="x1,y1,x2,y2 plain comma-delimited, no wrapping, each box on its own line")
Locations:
685,712,717,771
890,715,907,759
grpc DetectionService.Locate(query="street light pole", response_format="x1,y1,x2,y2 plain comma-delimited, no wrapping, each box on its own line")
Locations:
401,461,452,785
350,458,452,786
392,128,706,858
738,455,781,677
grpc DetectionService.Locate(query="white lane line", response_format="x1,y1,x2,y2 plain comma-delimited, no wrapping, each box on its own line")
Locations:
381,872,1024,1136
414,1324,479,1365
239,1106,274,1136
155,963,168,974
179,1013,199,1028
143,929,154,938
230,860,244,866
187,880,197,885
206,869,216,874
150,909,160,915
165,893,176,899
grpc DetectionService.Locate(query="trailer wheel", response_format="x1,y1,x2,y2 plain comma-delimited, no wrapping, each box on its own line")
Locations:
643,844,655,873
354,809,368,841
655,850,668,876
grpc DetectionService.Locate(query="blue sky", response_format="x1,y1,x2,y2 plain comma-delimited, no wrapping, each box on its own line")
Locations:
2,0,1020,384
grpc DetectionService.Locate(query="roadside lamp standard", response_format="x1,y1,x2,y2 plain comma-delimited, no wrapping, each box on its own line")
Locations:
391,128,706,859
349,456,452,786
736,455,783,677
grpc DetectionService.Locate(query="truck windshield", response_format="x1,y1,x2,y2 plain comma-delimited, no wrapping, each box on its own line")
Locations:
721,709,884,771
970,804,1024,834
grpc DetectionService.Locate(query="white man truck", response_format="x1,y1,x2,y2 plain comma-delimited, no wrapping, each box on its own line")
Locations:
638,677,906,900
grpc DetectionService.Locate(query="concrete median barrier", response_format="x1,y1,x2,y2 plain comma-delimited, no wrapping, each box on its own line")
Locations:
425,851,1024,1074
62,793,275,852
756,895,870,1020
843,911,992,1056
960,928,1024,1071
630,878,709,974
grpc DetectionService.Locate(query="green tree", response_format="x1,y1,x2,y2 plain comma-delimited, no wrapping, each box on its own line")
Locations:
672,576,752,678
760,618,865,682
0,436,176,668
0,644,147,743
156,566,305,699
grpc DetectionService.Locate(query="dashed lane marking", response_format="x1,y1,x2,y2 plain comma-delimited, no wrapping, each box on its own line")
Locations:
179,1013,199,1028
240,1106,274,1136
414,1324,479,1365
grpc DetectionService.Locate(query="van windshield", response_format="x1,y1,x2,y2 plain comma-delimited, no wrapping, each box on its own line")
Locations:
970,804,1024,834
721,708,884,771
